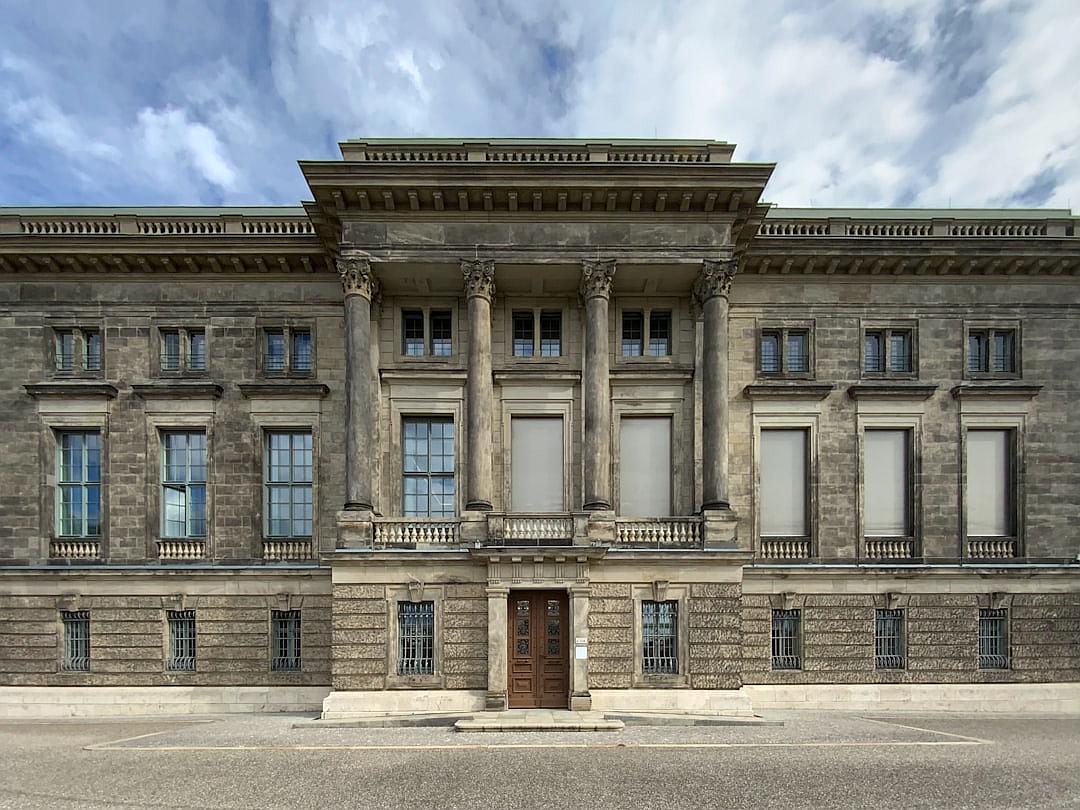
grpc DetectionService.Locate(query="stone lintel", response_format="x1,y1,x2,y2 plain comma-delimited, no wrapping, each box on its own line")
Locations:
24,382,118,399
847,383,938,400
743,383,834,400
238,382,330,399
951,383,1043,399
131,382,224,399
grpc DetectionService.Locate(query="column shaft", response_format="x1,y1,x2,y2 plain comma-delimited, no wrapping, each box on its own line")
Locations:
462,260,495,511
339,258,377,511
581,260,616,511
696,259,737,511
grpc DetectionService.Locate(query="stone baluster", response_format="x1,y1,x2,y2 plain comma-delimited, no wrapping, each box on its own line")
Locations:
462,259,496,511
581,259,616,511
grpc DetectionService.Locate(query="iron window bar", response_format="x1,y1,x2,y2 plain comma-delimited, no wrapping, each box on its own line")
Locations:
771,609,802,670
642,600,678,675
166,610,197,672
875,608,906,670
979,608,1010,670
398,601,435,676
271,610,302,672
61,610,90,672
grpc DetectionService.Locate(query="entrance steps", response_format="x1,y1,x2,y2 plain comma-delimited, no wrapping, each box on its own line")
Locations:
454,710,624,732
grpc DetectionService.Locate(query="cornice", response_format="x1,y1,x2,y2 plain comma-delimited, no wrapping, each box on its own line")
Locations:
238,382,330,399
847,383,938,400
24,382,118,399
951,383,1043,399
131,382,224,399
743,383,834,400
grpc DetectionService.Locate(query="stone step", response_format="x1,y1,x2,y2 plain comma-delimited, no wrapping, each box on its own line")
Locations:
454,710,625,732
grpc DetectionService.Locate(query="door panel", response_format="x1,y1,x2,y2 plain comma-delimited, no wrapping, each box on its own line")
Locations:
507,591,569,709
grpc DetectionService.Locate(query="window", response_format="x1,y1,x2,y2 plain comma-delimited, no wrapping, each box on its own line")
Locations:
271,610,302,672
648,311,671,357
511,417,564,512
265,432,313,538
760,429,808,538
864,430,911,537
161,431,207,538
759,328,810,375
159,327,206,373
83,330,102,371
61,610,90,672
512,311,534,357
166,610,196,672
403,418,455,517
619,417,672,516
53,327,102,374
966,429,1014,537
864,328,913,374
540,311,562,357
264,326,313,374
56,432,101,538
266,329,286,371
642,600,678,675
874,609,905,669
55,329,75,371
621,311,644,356
291,329,313,371
397,601,435,676
979,608,1009,670
771,609,802,670
968,327,1017,375
429,311,452,357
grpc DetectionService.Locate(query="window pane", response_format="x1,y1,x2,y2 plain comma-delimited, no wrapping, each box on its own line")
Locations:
968,332,987,372
55,330,74,371
864,332,883,372
402,418,454,517
83,330,102,371
512,311,534,357
511,417,564,512
60,485,82,536
268,485,291,536
966,429,1012,536
188,433,207,482
163,433,187,483
188,485,206,537
618,417,671,517
403,310,425,356
85,485,100,536
889,332,911,373
430,311,452,356
163,486,187,537
188,330,206,370
161,331,181,371
84,433,100,482
648,311,671,357
992,331,1015,373
293,432,313,483
291,329,313,371
786,332,808,372
760,429,807,536
60,433,84,483
539,311,561,357
292,485,313,536
266,329,286,371
621,311,643,357
864,430,909,536
760,333,780,373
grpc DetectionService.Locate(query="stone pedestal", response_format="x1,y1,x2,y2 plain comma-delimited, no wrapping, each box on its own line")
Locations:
702,508,739,548
335,509,374,548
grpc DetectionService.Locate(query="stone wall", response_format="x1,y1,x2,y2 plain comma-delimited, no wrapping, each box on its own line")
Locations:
586,583,634,688
688,583,742,689
442,584,487,690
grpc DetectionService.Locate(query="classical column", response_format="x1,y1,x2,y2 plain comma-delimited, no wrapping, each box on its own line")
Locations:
462,259,495,511
581,259,616,511
694,258,737,511
338,257,377,511
485,586,509,710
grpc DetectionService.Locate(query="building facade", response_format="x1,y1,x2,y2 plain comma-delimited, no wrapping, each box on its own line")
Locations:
1,139,1078,717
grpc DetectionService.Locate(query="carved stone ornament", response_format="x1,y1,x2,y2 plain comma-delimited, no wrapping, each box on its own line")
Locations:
461,259,496,300
693,258,738,307
579,258,617,300
337,257,377,300
651,579,670,603
407,578,425,603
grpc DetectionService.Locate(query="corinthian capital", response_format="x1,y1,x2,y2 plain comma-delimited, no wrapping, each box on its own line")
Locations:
461,259,496,300
337,257,377,300
693,258,737,308
580,258,617,301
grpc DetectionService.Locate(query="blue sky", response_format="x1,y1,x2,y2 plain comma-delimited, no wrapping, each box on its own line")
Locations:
1,0,1077,209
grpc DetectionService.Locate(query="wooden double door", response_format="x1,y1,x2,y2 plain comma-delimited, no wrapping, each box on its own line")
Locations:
508,591,569,709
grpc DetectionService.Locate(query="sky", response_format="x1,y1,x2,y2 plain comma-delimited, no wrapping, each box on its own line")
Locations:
1,0,1078,210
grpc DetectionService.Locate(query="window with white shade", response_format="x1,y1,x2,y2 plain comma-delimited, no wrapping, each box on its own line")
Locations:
966,429,1014,536
510,417,564,512
619,417,672,516
864,429,911,537
759,429,808,537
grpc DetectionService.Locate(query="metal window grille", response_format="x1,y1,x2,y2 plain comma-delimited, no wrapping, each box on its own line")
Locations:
265,329,286,371
992,331,1015,373
771,609,802,670
61,610,90,672
55,330,75,371
968,331,988,372
291,329,313,371
889,331,912,373
398,601,434,676
648,311,671,357
864,331,884,372
161,330,182,370
188,330,206,370
760,332,780,373
540,311,561,356
786,331,809,372
265,431,313,537
512,311,534,356
429,311,452,356
57,431,101,537
402,310,425,356
979,608,1009,669
167,610,196,671
271,610,302,672
642,600,678,675
622,311,643,357
403,418,455,517
83,330,102,371
875,609,906,669
162,431,207,538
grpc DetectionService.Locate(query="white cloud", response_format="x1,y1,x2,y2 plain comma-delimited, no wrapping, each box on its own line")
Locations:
135,106,238,192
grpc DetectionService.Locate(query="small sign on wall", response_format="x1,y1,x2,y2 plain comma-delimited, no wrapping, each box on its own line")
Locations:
575,638,587,660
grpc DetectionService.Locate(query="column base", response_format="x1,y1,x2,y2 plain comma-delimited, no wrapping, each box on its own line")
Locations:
701,506,739,548
582,500,611,511
485,691,507,711
465,500,493,512
569,691,593,711
335,509,374,548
